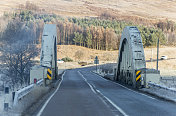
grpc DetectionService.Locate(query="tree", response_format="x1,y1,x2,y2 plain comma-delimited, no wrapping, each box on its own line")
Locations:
74,50,84,61
0,20,39,89
79,33,83,46
73,32,80,45
0,43,39,88
86,31,92,48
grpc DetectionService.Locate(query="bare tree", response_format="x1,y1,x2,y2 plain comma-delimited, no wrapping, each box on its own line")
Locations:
74,50,84,61
1,44,38,87
0,20,39,89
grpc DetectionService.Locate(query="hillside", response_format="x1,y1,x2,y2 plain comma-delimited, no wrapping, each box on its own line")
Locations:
57,45,118,62
0,0,176,22
1,0,176,77
57,45,176,76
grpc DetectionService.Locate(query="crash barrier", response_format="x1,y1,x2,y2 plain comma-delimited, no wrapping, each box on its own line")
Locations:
148,82,176,93
37,79,44,86
161,77,176,83
13,79,43,106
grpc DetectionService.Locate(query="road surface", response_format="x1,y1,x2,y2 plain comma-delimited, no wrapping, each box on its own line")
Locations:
38,67,176,116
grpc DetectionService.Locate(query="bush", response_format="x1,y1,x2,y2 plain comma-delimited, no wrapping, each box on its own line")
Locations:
78,62,88,66
74,50,84,61
61,57,73,62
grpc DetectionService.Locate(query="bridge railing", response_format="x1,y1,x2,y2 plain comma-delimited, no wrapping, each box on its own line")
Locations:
36,79,44,86
148,82,176,93
13,79,44,106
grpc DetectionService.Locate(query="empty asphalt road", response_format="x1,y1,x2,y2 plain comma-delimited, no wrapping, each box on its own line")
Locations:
38,67,176,116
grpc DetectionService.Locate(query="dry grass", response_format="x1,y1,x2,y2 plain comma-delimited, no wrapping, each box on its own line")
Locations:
57,45,176,76
13,86,49,115
57,45,118,62
0,0,176,22
145,47,176,76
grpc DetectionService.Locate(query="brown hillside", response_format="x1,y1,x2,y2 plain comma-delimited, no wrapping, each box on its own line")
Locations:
58,45,176,76
0,0,176,23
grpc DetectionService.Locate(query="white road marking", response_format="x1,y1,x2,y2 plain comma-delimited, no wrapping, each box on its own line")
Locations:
90,70,155,99
78,71,96,94
91,71,156,100
111,80,156,100
78,71,128,116
96,89,128,116
37,71,66,116
90,71,108,81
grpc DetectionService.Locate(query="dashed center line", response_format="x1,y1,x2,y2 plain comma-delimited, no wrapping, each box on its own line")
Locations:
78,70,128,116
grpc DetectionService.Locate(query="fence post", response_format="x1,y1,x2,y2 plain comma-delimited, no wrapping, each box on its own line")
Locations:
4,103,9,111
4,86,9,111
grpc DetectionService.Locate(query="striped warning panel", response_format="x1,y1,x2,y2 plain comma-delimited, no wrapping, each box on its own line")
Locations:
136,70,141,82
47,68,52,80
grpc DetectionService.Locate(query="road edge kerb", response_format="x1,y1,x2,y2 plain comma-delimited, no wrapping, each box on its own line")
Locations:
139,89,176,104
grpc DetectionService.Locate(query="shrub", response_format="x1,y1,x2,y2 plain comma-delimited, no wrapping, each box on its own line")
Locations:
78,62,87,66
61,57,73,62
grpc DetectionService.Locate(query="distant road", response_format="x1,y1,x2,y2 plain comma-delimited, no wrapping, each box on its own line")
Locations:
38,67,176,116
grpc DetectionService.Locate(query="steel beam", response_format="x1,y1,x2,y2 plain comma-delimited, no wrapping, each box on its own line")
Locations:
116,26,146,88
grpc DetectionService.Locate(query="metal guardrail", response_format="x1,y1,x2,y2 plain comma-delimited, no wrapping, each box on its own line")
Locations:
37,79,44,86
161,77,176,83
148,82,176,93
13,84,34,106
13,79,44,106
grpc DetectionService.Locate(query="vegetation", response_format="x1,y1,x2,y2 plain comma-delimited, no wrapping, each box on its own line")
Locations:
74,50,84,61
1,2,176,50
61,57,73,62
2,2,175,51
3,1,175,50
0,19,39,88
78,62,88,66
67,18,167,48
0,1,176,87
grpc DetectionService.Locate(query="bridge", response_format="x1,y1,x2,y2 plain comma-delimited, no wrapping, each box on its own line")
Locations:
3,25,176,116
116,26,146,88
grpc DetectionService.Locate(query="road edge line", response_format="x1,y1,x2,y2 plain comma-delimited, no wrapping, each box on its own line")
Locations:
37,71,66,116
78,71,96,94
91,71,156,100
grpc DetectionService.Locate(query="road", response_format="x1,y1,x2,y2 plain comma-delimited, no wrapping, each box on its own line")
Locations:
38,67,176,116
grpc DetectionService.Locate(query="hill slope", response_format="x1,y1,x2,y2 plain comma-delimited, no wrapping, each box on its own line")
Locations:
0,0,176,22
58,45,176,76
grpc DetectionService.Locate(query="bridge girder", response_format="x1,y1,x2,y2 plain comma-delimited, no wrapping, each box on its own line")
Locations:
40,24,58,80
116,26,146,88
